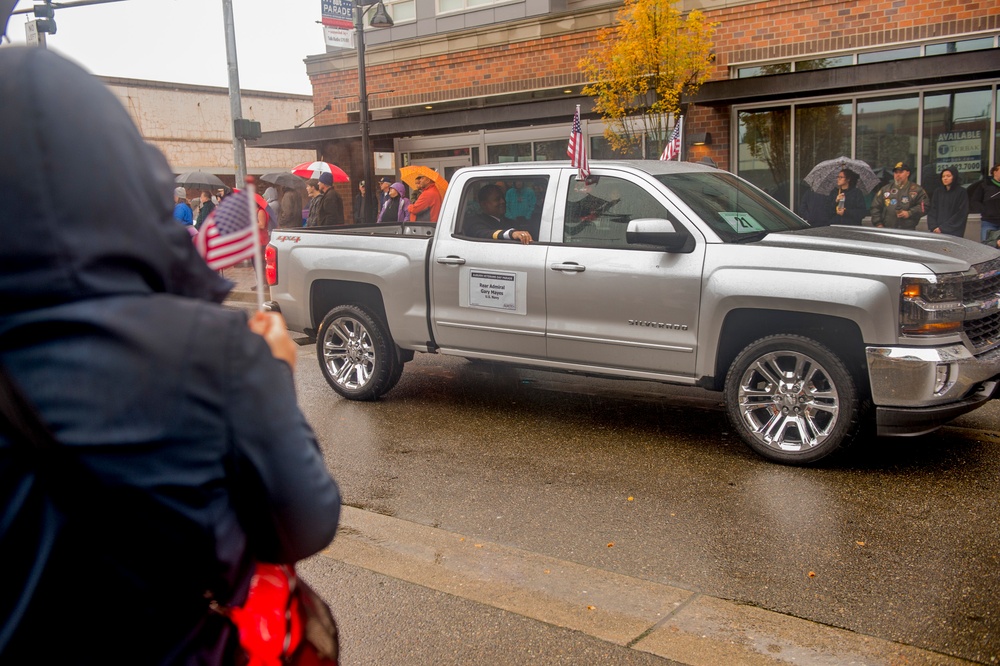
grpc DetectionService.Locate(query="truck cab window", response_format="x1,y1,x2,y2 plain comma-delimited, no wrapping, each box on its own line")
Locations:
563,176,670,248
457,176,548,240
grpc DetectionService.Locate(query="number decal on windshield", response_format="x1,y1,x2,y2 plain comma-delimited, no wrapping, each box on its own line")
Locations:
718,212,766,233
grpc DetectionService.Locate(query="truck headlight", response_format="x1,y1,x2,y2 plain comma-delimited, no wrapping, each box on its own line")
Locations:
900,275,964,336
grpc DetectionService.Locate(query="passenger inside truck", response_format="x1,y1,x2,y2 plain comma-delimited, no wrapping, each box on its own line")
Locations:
457,177,547,241
563,175,669,248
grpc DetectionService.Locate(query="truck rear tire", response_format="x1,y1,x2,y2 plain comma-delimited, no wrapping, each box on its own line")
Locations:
724,334,859,465
317,305,400,401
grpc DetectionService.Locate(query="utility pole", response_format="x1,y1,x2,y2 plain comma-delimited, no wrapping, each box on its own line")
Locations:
221,0,247,186
355,3,375,221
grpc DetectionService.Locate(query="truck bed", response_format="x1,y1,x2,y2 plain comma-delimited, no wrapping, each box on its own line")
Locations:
269,223,437,345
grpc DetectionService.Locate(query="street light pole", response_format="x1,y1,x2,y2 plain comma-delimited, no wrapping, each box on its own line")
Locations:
222,0,247,186
353,1,392,223
355,4,374,220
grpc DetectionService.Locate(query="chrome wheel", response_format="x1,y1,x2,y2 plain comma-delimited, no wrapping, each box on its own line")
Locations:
736,350,839,452
316,304,401,401
725,335,859,465
322,315,375,391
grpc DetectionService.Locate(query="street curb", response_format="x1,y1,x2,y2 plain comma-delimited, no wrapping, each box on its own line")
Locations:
322,507,972,666
226,289,260,304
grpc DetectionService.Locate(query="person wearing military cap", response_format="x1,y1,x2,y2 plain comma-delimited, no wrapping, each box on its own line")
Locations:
870,161,928,230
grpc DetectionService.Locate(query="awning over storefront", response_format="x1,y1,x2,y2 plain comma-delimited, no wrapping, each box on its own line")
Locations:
691,49,1000,107
253,96,595,150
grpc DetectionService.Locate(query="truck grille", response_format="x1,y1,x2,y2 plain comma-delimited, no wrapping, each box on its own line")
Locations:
963,257,1000,351
965,311,1000,350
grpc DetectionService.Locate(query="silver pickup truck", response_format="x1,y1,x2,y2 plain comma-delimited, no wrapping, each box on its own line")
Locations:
266,160,1000,465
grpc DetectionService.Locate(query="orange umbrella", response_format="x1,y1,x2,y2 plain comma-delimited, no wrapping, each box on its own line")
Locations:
400,165,448,197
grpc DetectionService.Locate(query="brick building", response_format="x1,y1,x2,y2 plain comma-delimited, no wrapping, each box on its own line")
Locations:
257,0,1000,213
102,77,315,189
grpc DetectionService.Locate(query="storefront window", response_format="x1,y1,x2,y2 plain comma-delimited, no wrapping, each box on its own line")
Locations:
925,37,995,56
856,95,918,178
858,46,921,64
533,139,569,161
794,101,852,206
409,148,471,160
487,143,531,163
737,108,791,206
923,88,992,194
644,133,668,160
590,135,642,160
995,89,1000,173
795,56,853,71
737,63,791,78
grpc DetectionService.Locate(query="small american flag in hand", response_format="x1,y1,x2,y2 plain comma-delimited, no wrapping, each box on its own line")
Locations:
195,191,257,270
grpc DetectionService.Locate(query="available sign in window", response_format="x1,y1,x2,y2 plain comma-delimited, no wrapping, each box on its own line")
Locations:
936,130,982,174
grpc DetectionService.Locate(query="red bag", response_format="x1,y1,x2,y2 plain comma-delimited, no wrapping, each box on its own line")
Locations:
226,564,339,666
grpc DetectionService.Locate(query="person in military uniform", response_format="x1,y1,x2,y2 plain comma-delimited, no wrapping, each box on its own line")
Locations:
870,161,929,230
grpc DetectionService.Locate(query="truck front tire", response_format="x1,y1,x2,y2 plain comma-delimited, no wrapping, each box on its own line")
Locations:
317,305,400,401
724,335,860,465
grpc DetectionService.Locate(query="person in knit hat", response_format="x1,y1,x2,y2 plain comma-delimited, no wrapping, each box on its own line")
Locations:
314,171,345,226
172,186,193,225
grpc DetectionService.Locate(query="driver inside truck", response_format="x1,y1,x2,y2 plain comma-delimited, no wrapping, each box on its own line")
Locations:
463,183,534,244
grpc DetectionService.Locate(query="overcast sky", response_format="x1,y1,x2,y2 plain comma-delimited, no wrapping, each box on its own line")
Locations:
4,0,327,95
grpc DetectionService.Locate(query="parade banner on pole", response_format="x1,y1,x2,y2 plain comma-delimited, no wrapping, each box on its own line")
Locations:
322,0,354,28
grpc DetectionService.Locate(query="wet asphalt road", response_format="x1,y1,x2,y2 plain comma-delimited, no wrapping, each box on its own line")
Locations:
288,339,999,664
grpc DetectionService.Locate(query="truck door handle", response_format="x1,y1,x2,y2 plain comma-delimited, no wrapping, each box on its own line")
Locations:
436,256,467,266
550,262,585,273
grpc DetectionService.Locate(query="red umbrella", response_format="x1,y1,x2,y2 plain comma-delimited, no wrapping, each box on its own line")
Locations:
291,161,350,182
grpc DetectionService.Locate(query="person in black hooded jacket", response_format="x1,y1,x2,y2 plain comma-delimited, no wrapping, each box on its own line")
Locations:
928,166,969,237
0,47,341,664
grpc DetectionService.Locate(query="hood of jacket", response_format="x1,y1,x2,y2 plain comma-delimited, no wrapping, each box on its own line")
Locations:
939,167,963,192
0,47,231,318
390,182,407,197
935,167,967,202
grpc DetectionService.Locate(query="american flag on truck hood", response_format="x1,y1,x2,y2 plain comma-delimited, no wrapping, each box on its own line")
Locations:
195,190,257,270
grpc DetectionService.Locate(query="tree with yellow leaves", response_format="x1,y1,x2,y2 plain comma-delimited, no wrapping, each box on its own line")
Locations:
580,0,715,155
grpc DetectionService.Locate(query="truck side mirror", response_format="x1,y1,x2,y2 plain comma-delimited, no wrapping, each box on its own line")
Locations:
626,218,692,252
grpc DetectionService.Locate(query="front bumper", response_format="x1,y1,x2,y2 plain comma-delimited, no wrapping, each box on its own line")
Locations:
867,343,1000,436
876,381,999,436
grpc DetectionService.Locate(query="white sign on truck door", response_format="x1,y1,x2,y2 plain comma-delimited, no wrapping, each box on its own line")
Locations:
460,268,526,314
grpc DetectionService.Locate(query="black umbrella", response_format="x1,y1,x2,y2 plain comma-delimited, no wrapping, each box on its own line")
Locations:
260,172,307,189
176,171,226,189
804,157,880,194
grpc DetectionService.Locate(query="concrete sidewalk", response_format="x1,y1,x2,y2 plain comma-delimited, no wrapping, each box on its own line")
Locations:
312,507,972,665
219,262,263,304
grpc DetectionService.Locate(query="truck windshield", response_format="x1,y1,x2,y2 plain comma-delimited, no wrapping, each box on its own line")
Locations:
654,172,808,242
